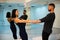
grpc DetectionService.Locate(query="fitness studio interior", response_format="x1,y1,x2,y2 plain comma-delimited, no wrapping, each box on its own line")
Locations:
0,0,60,40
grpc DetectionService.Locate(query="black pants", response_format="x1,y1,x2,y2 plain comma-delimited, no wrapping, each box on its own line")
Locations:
42,31,51,40
18,25,28,40
10,24,17,39
10,24,28,40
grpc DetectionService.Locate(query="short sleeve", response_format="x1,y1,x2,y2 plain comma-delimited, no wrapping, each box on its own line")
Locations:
19,15,28,20
39,14,51,22
24,15,28,20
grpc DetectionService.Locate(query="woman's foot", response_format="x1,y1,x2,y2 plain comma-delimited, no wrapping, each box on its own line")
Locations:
14,39,17,40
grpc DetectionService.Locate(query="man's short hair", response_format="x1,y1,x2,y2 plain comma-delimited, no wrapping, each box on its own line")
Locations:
24,10,26,12
49,3,55,8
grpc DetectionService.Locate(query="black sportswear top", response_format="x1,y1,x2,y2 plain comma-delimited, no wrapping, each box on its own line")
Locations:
16,15,28,26
40,13,55,33
10,20,16,27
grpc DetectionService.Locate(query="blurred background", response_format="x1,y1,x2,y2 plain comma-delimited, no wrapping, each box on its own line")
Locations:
0,0,60,40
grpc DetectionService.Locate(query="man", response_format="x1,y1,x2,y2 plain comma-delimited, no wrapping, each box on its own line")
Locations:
18,10,28,40
32,3,55,40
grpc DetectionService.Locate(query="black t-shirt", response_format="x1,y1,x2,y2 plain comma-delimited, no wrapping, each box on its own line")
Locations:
18,15,28,26
40,13,55,33
19,15,28,20
10,20,15,27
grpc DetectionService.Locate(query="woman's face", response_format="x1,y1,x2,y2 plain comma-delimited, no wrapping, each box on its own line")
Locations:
15,10,19,16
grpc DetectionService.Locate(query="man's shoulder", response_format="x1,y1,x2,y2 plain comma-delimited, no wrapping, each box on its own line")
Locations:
25,15,28,16
23,15,28,17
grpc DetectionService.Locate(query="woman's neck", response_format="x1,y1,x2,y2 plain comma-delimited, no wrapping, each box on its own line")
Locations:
16,16,18,18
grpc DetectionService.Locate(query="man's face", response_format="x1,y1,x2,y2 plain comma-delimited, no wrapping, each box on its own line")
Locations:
23,11,26,15
48,5,54,12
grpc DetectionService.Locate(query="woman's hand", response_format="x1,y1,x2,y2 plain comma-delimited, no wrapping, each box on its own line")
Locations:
7,18,11,22
31,20,41,24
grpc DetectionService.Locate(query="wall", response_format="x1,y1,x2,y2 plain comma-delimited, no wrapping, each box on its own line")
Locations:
53,4,60,28
0,3,24,25
0,5,4,25
30,5,48,29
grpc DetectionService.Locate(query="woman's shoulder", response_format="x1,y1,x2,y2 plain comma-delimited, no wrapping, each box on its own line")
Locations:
14,18,20,23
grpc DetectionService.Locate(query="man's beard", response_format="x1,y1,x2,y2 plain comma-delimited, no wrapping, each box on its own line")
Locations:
48,9,51,12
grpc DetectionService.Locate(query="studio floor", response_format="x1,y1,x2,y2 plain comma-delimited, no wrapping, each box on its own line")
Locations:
0,25,60,40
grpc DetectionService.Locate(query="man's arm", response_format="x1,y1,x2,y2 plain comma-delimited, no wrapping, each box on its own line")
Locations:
19,15,23,20
32,14,51,24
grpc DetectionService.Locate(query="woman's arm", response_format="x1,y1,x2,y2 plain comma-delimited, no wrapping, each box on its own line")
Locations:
14,18,31,23
32,20,41,24
14,18,41,23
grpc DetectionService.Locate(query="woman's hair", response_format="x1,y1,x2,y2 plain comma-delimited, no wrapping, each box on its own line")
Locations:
6,12,11,18
12,9,17,18
24,10,26,12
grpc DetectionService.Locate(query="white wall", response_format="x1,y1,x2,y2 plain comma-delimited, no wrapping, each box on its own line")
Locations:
53,4,60,28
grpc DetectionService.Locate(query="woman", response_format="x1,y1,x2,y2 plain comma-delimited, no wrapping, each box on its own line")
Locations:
12,9,36,23
12,9,28,40
6,12,17,40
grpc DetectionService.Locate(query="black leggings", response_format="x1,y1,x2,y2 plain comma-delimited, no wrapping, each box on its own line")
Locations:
10,24,28,40
10,24,17,39
18,25,28,40
42,31,51,40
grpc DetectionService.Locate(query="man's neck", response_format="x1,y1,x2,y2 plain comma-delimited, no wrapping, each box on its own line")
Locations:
50,10,54,13
24,14,26,15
